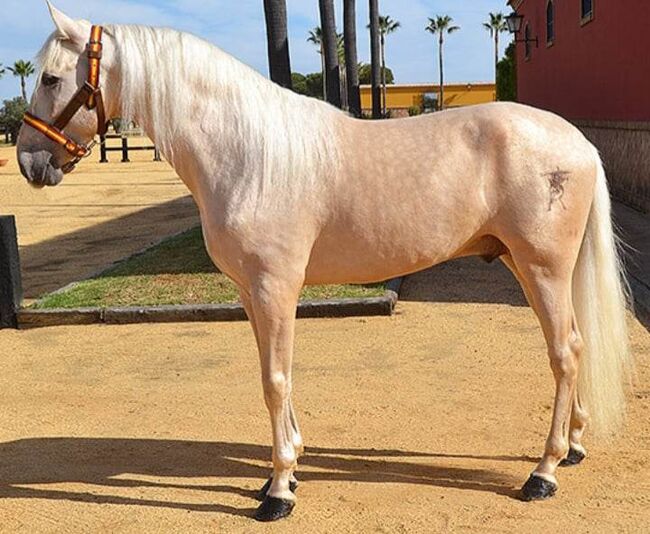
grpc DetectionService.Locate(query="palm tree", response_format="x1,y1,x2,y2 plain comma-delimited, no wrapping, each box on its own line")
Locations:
262,0,293,89
8,60,35,101
0,64,5,80
425,16,460,111
378,16,400,116
308,27,345,101
367,15,400,116
318,0,341,108
308,27,327,99
368,0,381,119
343,0,361,117
483,12,508,82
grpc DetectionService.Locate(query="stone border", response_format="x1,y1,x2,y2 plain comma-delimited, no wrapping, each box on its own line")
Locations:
17,279,403,329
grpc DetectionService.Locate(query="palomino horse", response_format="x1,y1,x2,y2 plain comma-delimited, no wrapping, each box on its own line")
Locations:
18,4,632,522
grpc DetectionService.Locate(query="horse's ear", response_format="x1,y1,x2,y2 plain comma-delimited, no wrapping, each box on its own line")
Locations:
46,1,89,47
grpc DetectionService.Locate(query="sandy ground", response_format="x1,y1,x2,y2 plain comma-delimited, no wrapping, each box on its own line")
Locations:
0,143,199,300
0,257,648,533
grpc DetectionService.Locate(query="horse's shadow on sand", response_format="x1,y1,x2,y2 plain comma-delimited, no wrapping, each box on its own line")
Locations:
0,438,534,517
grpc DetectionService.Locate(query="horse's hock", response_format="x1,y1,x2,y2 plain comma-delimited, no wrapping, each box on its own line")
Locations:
576,120,650,213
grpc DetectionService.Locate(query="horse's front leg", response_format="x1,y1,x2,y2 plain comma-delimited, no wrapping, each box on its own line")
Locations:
246,276,302,522
239,289,302,501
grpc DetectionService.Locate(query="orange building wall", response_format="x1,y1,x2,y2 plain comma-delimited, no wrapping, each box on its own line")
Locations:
360,83,496,112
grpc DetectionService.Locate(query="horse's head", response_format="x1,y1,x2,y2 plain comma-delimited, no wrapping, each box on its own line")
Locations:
17,2,116,187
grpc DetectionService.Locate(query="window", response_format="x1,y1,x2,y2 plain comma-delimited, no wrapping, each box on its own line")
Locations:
422,92,438,113
546,1,555,44
581,0,594,21
525,24,532,59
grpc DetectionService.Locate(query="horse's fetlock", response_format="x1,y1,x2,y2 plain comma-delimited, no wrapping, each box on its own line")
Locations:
274,446,297,470
545,436,569,460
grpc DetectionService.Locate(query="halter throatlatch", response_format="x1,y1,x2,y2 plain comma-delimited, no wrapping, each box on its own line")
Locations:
23,25,107,172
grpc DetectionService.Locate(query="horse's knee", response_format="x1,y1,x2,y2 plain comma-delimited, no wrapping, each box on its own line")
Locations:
263,372,290,407
548,345,578,379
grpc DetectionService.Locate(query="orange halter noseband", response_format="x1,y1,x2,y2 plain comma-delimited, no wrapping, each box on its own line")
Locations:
23,25,107,172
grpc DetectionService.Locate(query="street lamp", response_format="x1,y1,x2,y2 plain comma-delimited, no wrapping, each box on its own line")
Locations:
506,12,539,47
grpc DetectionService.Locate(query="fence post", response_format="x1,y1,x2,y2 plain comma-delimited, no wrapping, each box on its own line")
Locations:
99,134,108,163
121,136,130,163
0,216,23,329
153,147,161,162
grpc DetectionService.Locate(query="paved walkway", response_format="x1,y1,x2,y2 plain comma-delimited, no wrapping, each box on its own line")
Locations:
0,145,199,300
613,201,650,317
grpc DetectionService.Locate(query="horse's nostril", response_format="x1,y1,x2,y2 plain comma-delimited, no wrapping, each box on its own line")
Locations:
17,151,62,186
18,152,34,181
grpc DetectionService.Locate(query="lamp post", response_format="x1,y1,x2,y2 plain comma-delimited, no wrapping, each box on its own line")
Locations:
506,12,539,47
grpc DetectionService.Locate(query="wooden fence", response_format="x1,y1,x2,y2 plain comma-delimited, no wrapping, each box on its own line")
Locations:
99,134,162,163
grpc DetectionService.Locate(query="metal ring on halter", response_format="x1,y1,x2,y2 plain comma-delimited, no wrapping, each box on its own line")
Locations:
60,138,101,173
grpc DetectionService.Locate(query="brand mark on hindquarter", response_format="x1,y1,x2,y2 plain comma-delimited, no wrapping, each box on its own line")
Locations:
545,168,571,211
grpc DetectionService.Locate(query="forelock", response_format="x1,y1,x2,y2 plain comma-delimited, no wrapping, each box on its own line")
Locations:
37,33,79,74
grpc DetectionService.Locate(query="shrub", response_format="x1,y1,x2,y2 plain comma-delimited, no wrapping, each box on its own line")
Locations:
408,105,422,117
0,97,28,145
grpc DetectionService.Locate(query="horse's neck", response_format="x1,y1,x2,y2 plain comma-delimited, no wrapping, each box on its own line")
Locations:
120,80,259,196
112,33,341,207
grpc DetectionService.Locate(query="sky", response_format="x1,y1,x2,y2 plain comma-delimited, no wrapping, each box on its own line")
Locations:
0,0,513,102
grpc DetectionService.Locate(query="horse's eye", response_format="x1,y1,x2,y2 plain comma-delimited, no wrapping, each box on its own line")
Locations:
42,73,60,87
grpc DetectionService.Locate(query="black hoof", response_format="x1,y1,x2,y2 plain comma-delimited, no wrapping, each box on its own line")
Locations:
560,447,586,467
255,477,298,501
519,474,557,501
254,495,295,522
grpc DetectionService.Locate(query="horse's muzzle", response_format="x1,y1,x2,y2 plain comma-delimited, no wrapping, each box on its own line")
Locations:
18,150,65,188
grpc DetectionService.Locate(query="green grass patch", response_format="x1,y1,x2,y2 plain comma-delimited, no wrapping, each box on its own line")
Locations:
34,227,385,309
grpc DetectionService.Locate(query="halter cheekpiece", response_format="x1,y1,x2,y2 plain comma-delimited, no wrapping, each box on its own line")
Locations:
23,25,107,172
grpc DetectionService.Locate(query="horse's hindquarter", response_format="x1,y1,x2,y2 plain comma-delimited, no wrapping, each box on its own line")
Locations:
305,107,504,285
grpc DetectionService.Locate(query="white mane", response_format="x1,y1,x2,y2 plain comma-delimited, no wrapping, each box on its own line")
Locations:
39,24,342,194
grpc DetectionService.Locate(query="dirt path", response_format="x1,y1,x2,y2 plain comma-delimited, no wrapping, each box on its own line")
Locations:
0,144,199,299
0,271,648,532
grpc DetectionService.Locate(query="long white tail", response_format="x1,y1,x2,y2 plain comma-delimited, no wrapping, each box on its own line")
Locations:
572,155,633,438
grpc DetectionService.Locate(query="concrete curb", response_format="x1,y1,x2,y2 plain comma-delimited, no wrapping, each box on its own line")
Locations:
18,284,401,329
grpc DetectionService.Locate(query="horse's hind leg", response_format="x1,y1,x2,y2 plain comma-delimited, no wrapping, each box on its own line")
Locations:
239,289,302,502
502,255,589,468
506,254,584,501
560,394,589,466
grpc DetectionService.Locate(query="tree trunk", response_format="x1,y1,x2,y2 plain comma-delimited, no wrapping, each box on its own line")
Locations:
344,0,361,117
494,32,499,84
340,65,348,110
263,0,293,89
439,35,444,110
320,44,327,99
20,76,27,101
380,34,387,117
369,0,381,119
319,0,341,108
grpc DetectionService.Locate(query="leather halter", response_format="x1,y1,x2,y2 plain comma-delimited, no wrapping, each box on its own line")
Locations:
23,25,107,172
